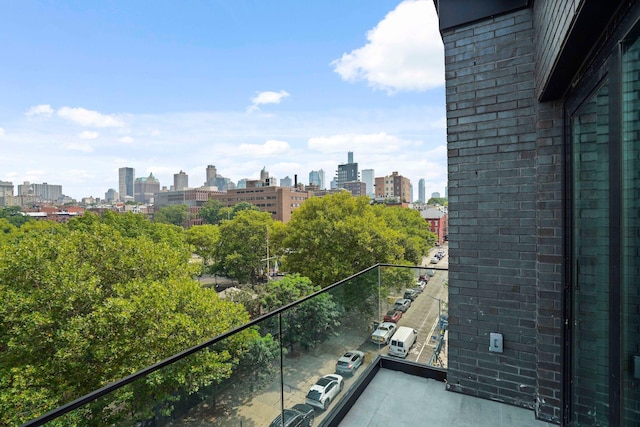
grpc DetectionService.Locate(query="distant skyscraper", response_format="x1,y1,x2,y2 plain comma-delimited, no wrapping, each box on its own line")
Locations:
362,169,374,197
134,173,160,204
174,170,188,190
280,176,292,187
336,152,358,189
0,180,14,206
205,165,217,186
105,188,119,203
410,184,414,203
431,192,441,199
119,167,135,201
17,181,63,203
309,170,325,189
418,179,426,203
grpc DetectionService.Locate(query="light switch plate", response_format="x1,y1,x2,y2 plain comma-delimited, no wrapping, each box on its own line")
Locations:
489,332,503,353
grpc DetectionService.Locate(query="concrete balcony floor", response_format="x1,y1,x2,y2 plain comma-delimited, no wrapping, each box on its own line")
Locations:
338,368,555,427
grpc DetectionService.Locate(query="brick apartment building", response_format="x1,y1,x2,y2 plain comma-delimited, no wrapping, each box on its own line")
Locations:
438,0,640,424
209,185,311,223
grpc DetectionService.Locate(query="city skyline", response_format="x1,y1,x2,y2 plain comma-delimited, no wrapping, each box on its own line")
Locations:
0,1,446,200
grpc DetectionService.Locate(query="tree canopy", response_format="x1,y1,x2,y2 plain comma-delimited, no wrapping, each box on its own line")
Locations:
213,209,274,284
153,204,189,226
281,192,410,287
0,214,257,425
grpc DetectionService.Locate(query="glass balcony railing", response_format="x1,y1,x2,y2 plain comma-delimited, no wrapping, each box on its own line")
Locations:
22,264,448,427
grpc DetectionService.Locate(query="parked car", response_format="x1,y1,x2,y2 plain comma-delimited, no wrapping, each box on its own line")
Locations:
371,322,398,345
415,280,427,291
306,374,344,410
383,309,403,323
336,350,365,376
404,289,419,301
269,403,315,427
430,256,440,264
393,298,412,312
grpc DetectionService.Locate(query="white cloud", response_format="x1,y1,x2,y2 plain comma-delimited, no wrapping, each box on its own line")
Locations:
78,131,99,139
119,136,134,143
25,104,54,117
237,139,291,156
58,106,124,128
64,142,94,153
308,132,413,154
247,90,290,112
0,128,4,137
331,0,444,93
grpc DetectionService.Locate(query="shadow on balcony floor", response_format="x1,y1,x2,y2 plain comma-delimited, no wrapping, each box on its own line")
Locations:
337,369,555,427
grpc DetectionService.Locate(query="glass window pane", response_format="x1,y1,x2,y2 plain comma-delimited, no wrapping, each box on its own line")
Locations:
571,78,610,426
622,33,640,426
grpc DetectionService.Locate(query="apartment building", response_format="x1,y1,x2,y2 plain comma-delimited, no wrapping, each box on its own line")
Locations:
439,0,640,424
209,185,310,223
374,172,411,203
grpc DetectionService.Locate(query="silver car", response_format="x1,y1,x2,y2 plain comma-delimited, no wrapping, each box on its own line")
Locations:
335,350,365,376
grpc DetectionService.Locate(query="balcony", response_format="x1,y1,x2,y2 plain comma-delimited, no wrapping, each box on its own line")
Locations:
22,264,551,427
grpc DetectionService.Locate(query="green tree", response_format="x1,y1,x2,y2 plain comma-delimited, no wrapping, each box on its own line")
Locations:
153,204,189,226
282,192,404,287
258,274,343,353
0,206,32,227
427,197,448,206
373,205,435,264
214,210,274,284
199,199,225,224
0,221,254,425
186,224,220,269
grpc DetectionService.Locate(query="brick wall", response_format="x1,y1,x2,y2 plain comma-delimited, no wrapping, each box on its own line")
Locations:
442,6,563,423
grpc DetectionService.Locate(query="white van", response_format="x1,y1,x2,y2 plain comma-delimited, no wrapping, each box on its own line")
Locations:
388,326,418,358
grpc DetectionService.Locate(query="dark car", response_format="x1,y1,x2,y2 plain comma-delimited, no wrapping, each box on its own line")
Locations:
269,403,315,427
403,289,419,301
383,309,403,323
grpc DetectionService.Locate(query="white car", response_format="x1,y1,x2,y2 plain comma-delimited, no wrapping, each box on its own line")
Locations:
371,322,398,345
305,374,344,410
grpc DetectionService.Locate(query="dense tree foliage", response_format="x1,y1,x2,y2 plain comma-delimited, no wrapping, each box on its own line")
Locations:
258,274,343,352
153,204,189,226
427,197,448,206
0,206,33,227
199,200,259,225
372,205,435,265
0,215,259,425
186,224,220,273
282,192,411,287
213,209,274,284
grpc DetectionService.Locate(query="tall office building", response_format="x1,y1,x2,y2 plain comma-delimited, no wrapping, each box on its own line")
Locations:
134,173,160,204
280,176,292,187
205,165,217,186
361,169,375,197
418,179,426,203
119,167,135,201
104,188,119,203
309,169,325,190
0,180,13,206
17,181,63,203
336,152,359,189
174,170,188,190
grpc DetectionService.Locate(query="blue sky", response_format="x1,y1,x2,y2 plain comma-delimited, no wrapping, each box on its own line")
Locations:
0,0,446,200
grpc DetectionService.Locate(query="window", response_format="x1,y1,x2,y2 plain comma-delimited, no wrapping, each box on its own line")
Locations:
566,15,640,425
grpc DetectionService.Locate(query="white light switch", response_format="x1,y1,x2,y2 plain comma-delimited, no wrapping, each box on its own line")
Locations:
489,332,503,353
